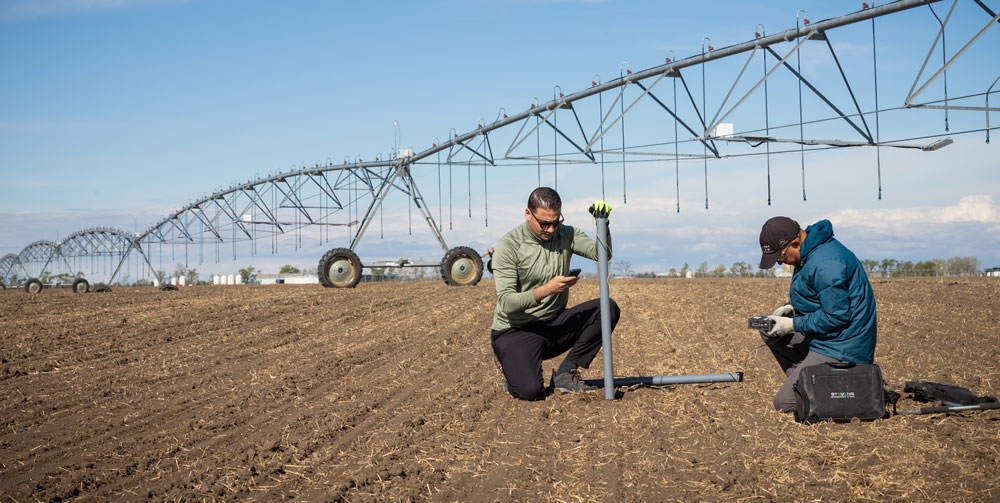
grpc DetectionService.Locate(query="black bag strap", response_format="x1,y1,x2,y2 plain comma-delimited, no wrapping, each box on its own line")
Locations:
884,387,900,416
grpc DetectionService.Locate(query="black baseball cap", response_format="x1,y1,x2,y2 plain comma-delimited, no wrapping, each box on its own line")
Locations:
759,216,800,269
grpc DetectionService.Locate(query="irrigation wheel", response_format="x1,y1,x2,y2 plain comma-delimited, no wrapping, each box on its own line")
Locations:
92,283,112,293
72,278,90,294
25,278,42,294
440,246,483,287
318,247,362,288
0,282,5,291
159,284,178,291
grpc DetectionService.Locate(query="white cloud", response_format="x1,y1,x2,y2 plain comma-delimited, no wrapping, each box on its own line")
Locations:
940,195,1000,223
825,194,1000,235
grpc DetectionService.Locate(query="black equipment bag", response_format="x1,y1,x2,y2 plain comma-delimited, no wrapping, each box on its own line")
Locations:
903,381,998,406
794,362,889,423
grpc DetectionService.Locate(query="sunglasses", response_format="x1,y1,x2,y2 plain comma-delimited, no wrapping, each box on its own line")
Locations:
530,211,564,229
776,241,796,264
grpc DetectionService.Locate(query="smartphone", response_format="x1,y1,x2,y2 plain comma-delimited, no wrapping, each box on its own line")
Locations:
567,268,581,277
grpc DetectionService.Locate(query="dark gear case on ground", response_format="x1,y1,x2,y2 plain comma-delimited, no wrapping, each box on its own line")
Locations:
794,362,890,423
903,381,998,406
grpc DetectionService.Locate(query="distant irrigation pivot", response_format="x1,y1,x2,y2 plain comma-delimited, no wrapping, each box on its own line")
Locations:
2,228,141,293
2,0,997,292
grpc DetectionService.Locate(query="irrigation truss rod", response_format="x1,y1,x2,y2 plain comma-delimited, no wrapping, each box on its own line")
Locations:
403,0,940,167
409,127,987,171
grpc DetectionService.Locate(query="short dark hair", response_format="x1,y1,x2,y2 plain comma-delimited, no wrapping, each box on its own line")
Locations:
527,187,561,212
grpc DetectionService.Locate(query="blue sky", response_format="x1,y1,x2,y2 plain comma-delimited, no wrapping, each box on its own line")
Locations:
1,0,998,279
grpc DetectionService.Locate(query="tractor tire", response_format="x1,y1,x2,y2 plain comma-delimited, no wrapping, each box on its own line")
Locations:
92,283,112,293
318,247,362,288
159,284,179,291
25,278,42,294
72,278,90,294
440,246,483,287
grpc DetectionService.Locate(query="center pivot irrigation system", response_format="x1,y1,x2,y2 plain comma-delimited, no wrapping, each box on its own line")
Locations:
2,0,997,293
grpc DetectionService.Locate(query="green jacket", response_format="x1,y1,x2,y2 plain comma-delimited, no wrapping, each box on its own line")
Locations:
491,221,606,330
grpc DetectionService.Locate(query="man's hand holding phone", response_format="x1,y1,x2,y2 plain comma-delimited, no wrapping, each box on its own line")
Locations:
534,268,581,302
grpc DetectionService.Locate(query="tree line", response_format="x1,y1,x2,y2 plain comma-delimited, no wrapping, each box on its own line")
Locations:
859,256,981,277
623,261,771,279
622,256,986,279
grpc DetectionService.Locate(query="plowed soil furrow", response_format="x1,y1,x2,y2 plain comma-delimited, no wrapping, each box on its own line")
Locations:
45,284,491,501
2,279,999,502
252,300,499,500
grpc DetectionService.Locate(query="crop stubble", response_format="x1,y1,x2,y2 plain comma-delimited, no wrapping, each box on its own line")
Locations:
1,278,998,502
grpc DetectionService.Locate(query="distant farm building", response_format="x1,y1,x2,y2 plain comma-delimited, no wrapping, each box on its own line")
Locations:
775,264,794,278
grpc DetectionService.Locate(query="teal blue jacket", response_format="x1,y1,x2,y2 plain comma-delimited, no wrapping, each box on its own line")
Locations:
790,220,877,363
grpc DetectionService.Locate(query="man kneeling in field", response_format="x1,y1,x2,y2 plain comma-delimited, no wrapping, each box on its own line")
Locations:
757,216,878,412
490,187,621,400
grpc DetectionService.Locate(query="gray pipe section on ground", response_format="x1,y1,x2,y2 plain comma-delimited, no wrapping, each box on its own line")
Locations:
584,372,744,388
897,401,1000,415
596,216,614,400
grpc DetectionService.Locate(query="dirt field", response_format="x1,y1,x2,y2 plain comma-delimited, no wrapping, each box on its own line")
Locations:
1,278,998,502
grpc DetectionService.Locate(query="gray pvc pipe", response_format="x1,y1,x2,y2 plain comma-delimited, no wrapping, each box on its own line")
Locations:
584,372,744,388
592,216,743,396
897,401,999,415
596,217,614,400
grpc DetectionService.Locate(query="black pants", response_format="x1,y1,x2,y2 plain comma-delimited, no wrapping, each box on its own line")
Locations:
491,298,621,400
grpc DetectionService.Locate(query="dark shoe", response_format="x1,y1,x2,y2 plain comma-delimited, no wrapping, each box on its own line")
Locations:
551,369,597,394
